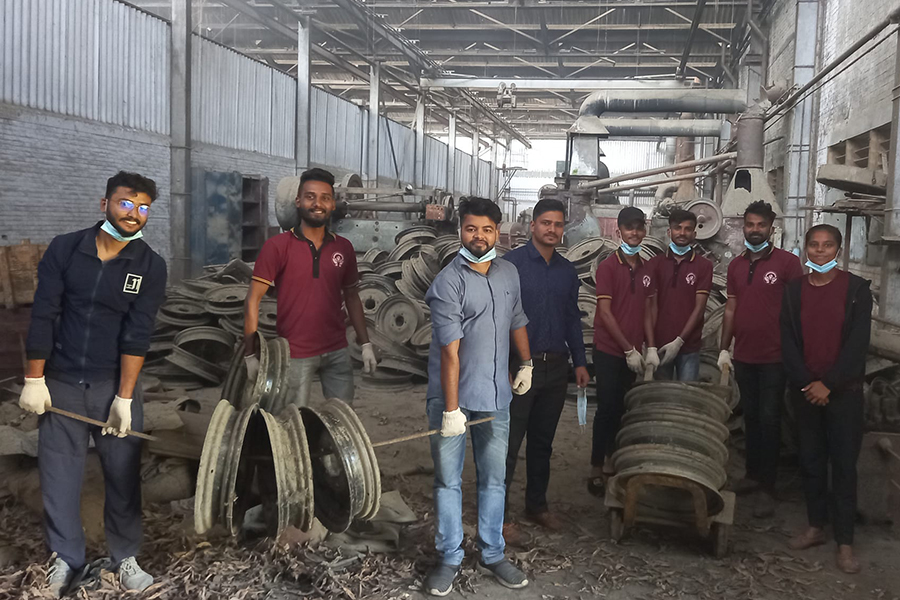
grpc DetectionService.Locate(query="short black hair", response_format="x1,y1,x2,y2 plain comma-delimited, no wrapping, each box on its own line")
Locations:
458,196,502,225
300,167,335,194
744,200,777,224
533,198,566,221
105,171,157,202
805,223,843,247
668,209,697,227
617,206,645,228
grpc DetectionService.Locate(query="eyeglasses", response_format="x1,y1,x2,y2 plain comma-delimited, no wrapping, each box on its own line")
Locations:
118,199,150,217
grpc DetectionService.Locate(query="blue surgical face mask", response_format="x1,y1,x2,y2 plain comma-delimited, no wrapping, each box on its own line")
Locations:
669,241,692,256
459,246,496,264
744,239,769,253
806,259,838,274
619,242,641,256
100,219,144,242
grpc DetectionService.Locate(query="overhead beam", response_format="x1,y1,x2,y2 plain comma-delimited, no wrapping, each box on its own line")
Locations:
677,0,708,77
420,78,693,90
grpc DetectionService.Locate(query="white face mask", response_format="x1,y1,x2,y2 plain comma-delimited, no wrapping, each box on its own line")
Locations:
101,219,143,242
459,246,496,264
619,242,641,256
806,259,838,274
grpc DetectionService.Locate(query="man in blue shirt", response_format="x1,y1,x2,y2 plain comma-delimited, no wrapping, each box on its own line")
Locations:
19,172,167,596
502,199,590,537
424,197,533,596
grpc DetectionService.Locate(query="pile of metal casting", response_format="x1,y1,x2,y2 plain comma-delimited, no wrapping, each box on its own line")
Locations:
147,259,275,390
195,396,381,538
609,380,733,516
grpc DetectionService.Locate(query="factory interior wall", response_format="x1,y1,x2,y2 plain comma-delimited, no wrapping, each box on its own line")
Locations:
0,104,173,262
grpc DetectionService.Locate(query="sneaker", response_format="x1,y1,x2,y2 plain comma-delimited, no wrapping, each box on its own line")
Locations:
118,556,153,591
424,563,460,597
47,558,75,598
477,558,529,589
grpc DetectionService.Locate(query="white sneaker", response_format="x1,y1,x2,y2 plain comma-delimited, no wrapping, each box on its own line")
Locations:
47,557,75,598
118,556,154,591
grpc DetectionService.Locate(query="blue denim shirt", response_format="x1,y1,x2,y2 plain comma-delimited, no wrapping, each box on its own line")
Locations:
425,253,529,411
503,241,587,368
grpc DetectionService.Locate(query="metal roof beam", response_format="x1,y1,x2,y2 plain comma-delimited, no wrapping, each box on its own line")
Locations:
678,0,709,77
421,78,693,90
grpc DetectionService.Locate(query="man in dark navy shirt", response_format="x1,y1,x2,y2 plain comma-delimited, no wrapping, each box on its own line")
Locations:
20,172,167,596
502,199,589,537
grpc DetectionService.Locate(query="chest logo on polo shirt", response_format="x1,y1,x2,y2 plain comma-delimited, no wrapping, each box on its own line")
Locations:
332,252,345,268
764,271,778,285
686,272,696,286
642,275,651,288
123,273,142,294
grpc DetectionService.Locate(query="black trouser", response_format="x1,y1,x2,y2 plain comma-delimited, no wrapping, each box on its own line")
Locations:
505,355,569,516
591,350,636,466
38,377,144,570
792,386,864,545
734,361,786,491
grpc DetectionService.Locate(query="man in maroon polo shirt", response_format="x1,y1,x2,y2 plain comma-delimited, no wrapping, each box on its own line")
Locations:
719,200,802,517
243,168,378,406
588,206,656,496
649,209,713,381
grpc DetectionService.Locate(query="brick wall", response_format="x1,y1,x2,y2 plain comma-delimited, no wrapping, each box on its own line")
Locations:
0,104,172,261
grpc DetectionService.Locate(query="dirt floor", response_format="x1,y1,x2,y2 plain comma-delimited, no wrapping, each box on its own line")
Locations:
1,379,899,599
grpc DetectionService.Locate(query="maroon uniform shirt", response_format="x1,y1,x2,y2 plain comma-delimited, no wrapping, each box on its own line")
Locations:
726,246,803,364
252,228,359,358
800,270,849,379
650,249,713,353
593,249,655,357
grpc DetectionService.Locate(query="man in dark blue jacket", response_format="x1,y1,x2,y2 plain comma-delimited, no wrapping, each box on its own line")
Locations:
19,171,167,596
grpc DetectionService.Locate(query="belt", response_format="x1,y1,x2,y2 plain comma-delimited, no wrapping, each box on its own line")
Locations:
533,351,568,362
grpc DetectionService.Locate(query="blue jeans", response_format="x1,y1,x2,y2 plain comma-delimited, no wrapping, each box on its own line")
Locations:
426,397,510,567
655,351,700,382
287,347,355,407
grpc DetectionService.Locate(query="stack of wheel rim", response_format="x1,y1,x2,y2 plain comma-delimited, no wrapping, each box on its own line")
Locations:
610,381,731,516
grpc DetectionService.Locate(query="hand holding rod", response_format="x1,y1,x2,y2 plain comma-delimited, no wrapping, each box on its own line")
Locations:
371,417,495,448
46,406,159,442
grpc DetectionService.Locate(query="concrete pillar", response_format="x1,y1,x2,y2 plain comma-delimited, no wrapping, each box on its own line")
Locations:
880,31,900,323
783,0,819,253
169,0,192,281
295,17,311,173
447,111,457,194
470,127,480,196
367,62,381,187
414,93,426,188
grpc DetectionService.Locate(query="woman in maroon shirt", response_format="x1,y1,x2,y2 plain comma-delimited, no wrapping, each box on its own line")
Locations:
780,224,872,574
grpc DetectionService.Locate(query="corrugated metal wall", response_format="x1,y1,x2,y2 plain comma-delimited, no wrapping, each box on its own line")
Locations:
378,116,416,184
454,149,472,196
0,0,169,134
478,159,492,197
310,87,365,174
192,36,294,158
424,135,448,190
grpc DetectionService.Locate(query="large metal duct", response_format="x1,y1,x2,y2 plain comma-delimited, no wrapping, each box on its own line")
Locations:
571,116,727,138
578,89,747,117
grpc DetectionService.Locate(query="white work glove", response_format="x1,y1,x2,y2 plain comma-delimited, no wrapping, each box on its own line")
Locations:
441,408,467,437
102,396,132,438
717,349,733,371
645,347,660,370
361,342,378,374
512,363,534,395
244,354,260,381
659,337,684,365
19,376,51,415
625,348,645,374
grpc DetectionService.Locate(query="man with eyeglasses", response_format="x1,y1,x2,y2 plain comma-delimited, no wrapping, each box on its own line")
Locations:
19,171,167,596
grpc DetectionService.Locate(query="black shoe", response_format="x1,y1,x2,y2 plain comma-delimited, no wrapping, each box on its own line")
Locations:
587,476,605,497
424,563,460,597
477,559,529,589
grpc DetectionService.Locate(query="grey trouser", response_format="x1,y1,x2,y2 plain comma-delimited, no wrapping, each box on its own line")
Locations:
39,377,144,570
286,347,355,407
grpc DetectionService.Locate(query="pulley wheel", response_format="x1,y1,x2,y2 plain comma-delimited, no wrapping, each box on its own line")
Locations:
374,295,423,344
685,199,723,240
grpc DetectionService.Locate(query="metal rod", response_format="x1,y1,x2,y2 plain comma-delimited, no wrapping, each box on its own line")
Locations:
344,201,425,212
767,4,900,123
46,406,159,442
371,416,495,448
580,152,736,189
606,171,713,195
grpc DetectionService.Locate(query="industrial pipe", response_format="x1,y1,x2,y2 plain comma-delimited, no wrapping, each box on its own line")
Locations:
580,152,737,190
767,3,900,122
601,119,726,138
578,89,747,117
344,201,424,213
606,171,714,195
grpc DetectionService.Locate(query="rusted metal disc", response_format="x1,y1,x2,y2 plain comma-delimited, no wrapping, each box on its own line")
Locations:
173,326,236,366
379,354,428,378
566,237,606,266
610,443,727,515
577,291,596,328
358,284,391,317
624,382,730,423
621,405,729,443
363,247,389,264
218,317,245,339
409,323,432,351
258,300,278,331
326,398,381,521
359,272,398,294
374,295,423,344
157,309,212,328
359,369,415,392
347,321,418,361
160,299,206,318
387,239,421,262
263,337,291,414
242,331,270,409
165,346,227,384
395,225,438,246
616,421,729,465
395,276,425,301
205,285,249,315
222,342,248,406
374,260,404,279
